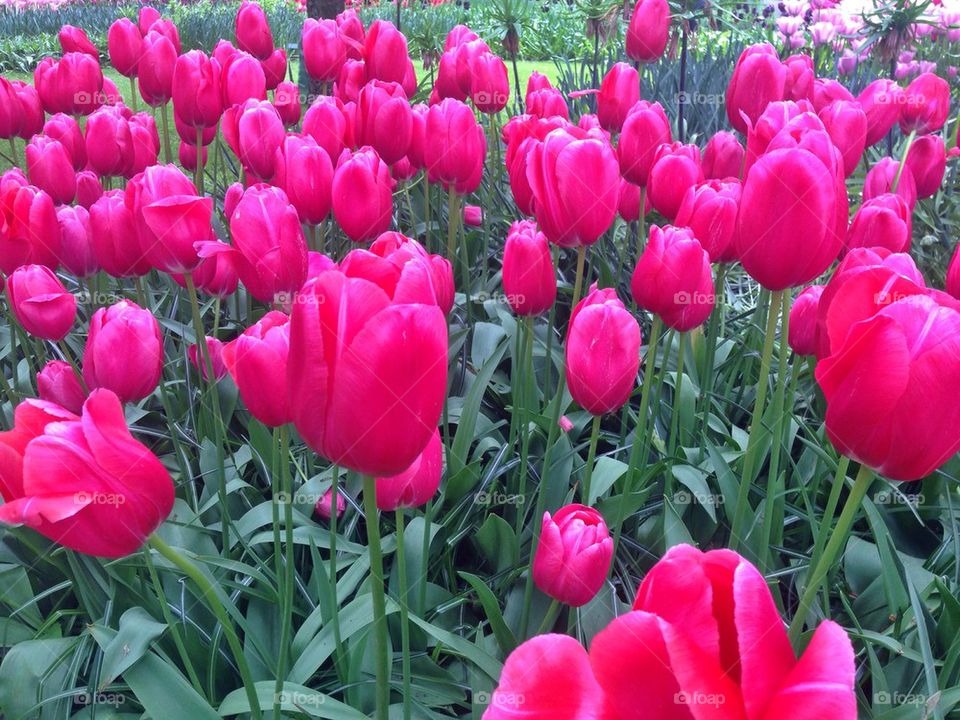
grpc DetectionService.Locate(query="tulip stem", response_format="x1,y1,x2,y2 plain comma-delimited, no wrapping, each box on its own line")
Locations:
395,510,412,720
788,464,874,643
160,102,173,164
667,331,688,459
446,188,459,262
613,315,662,561
697,264,726,453
6,137,16,168
536,599,562,635
127,75,138,112
581,414,602,506
328,465,346,681
636,187,647,257
362,474,391,720
516,315,535,536
148,534,262,719
274,425,294,719
731,289,783,553
195,126,205,194
892,129,917,193
809,455,851,595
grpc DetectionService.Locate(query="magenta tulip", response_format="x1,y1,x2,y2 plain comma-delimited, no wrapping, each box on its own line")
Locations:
646,142,704,220
56,205,98,278
617,100,672,186
37,360,87,414
364,20,408,86
83,300,162,404
25,136,76,205
846,193,911,254
626,0,670,63
788,284,824,356
0,184,60,275
674,179,741,263
137,31,176,107
726,44,787,134
425,98,487,195
303,96,349,161
355,80,413,165
596,63,640,132
235,0,274,60
173,51,223,129
502,220,557,316
274,133,334,226
899,72,950,134
375,428,443,511
702,130,744,179
904,134,947,199
89,190,150,278
108,18,143,78
332,147,394,243
222,311,292,427
85,106,135,178
533,504,613,606
6,265,76,341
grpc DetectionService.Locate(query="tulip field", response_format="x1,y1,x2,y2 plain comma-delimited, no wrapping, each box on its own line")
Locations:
1,0,960,717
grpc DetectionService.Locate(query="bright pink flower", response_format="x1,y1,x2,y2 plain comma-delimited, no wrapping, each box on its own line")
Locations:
37,360,87,414
223,311,292,427
332,147,394,243
83,300,162,404
375,428,443,510
6,265,77,341
533,504,613,606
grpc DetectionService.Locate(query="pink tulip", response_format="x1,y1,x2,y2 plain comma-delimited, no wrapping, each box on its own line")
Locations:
59,25,98,58
502,220,556,316
25,136,76,205
188,337,228,381
725,44,787,134
533,504,613,606
425,98,487,195
470,52,510,113
221,51,267,107
37,360,87,414
375,428,443,510
83,300,162,404
788,284,824,356
0,184,60,275
56,205,98,278
137,31,176,107
108,18,143,78
858,79,903,146
904,134,947,198
12,82,43,141
85,106,135,178
235,0,274,60
618,101,672,186
646,142,704,220
223,311,292,427
846,193,912,254
364,20,409,86
6,265,76,341
273,81,301,126
863,156,917,210
173,51,223,129
262,48,287,91
274,133,334,226
332,147,394,243
43,113,86,170
355,80,413,165
626,0,670,63
674,179,741,263
303,96,349,161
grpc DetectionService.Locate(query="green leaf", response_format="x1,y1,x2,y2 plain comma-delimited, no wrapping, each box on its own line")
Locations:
459,572,517,655
450,340,509,476
588,457,627,506
0,637,76,720
98,607,167,690
218,682,367,718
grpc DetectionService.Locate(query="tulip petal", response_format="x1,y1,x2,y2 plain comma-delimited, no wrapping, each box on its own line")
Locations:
0,492,91,526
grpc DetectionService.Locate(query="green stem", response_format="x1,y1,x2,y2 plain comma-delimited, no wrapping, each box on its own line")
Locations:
148,534,262,719
516,315,535,536
788,464,874,642
891,129,917,193
446,187,460,262
362,474,390,720
667,332,688,458
194,126,205,194
423,180,431,249
160,102,173,164
419,499,433,615
274,426,294,717
730,289,783,551
809,455,851,587
396,510,412,720
128,75,138,112
7,137,17,168
536,599,562,635
698,264,727,452
581,414,602,506
328,465,345,680
636,186,647,257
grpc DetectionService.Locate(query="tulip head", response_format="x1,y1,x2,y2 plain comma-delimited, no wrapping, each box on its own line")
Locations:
502,220,557,316
533,504,613,607
6,265,77,341
83,300,163,404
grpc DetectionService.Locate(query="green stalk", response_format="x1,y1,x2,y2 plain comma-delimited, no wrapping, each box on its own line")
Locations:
274,426,294,718
730,289,783,552
788,464,874,642
396,510,412,720
160,102,173,164
328,465,345,680
194,126,205,194
667,332,688,458
148,534,262,719
361,475,390,720
636,186,647,257
536,599,562,635
808,455,851,593
697,264,727,452
446,187,460,262
581,414,602,506
128,75,138,112
515,315,536,536
891,129,917,193
423,180,431,249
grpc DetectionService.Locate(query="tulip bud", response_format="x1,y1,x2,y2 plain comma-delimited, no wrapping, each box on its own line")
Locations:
0,389,175,558
34,53,103,116
85,106,135,178
596,63,640,132
334,59,366,104
818,100,867,177
274,133,334,226
900,72,950,134
60,25,99,58
618,101,672,186
846,193,911,254
355,80,413,165
235,99,284,179
0,184,61,274
221,50,267,107
129,113,160,175
75,171,104,209
425,98,486,195
525,87,569,120
857,79,903,147
303,18,346,84
189,243,240,298
138,31,177,107
25,136,77,205
863,156,917,210
57,205,98,278
332,147,394,242
904,134,947,199
470,52,510,114
303,96,349,161
6,265,77,341
43,113,86,170
533,504,613,607
947,244,960,300
12,81,44,141
187,338,227,381
725,44,787,134
647,142,704,221
811,78,854,113
273,81,301,126
364,20,408,86
315,488,346,521
83,300,162,404
235,0,274,60
674,179,741,263
375,429,443,511
337,9,365,59
626,0,670,63
108,18,142,78
222,311,291,426
262,48,287,91
173,51,223,129
502,220,556,316
138,6,161,35
566,285,641,415
0,78,22,140
37,360,87,414
89,191,151,278
783,54,814,102
788,284,824,356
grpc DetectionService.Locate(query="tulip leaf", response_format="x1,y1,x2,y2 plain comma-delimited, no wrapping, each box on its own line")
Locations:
474,514,518,573
450,340,509,477
97,607,167,690
217,681,366,718
0,637,76,720
408,613,503,681
587,457,627,506
459,571,517,655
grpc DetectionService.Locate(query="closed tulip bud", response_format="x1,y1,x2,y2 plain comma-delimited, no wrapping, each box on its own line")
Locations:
463,204,483,227
947,245,960,300
533,504,613,606
783,53,815,102
302,18,346,83
355,80,413,165
904,134,946,199
222,311,291,426
817,294,960,481
0,184,61,274
632,225,715,331
288,269,448,476
303,96,349,161
863,156,917,210
57,205,98,278
858,79,903,146
235,99,284,179
846,193,912,254
525,87,569,120
526,127,619,247
618,100,672,186
274,133,333,225
332,147,394,242
108,18,142,78
811,78,854,113
335,59,366,104
75,171,104,209
725,44,787,134
273,81,300,125
0,78,22,139
60,25,98,58
0,390,175,558
436,50,467,102
228,184,308,304
44,113,86,170
566,285,641,415
187,337,227,381
337,9,365,59
26,136,77,205
12,81,44,141
220,51,267,107
735,147,841,290
89,190,150,277
188,242,240,298
37,360,87,414
674,179,741,262
818,100,867,177
364,20,408,86
174,112,216,146
35,52,103,116
647,142,704,221
315,488,346,521
900,72,950,134
138,6,161,35
788,284,824,356
148,18,180,53
426,99,487,195
128,113,160,175
626,0,670,63
137,31,176,107
375,429,443,510
262,48,287,91
235,1,274,60
83,300,162,403
173,51,223,128
502,220,556,316
617,178,650,222
470,52,510,113
597,63,640,132
85,106,135,177
703,131,744,181
6,265,77,341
